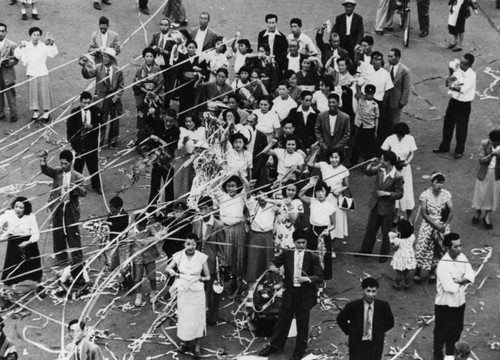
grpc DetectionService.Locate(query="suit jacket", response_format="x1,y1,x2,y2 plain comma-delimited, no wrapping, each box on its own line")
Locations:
41,164,87,219
258,29,289,75
365,166,404,216
82,63,124,108
288,106,318,148
0,39,19,85
315,31,350,66
66,338,104,360
337,298,394,360
67,106,102,155
88,30,121,55
272,249,323,310
149,32,177,68
332,13,364,50
251,129,268,180
385,63,411,109
189,27,218,52
314,110,351,150
193,217,226,274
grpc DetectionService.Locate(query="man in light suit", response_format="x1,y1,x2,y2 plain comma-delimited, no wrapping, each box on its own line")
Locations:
386,48,410,124
88,17,121,63
80,47,124,148
258,229,324,360
332,0,364,60
258,14,289,78
0,23,19,123
358,151,404,262
66,320,104,360
337,277,394,360
193,196,226,325
41,150,87,281
67,91,103,194
314,93,351,160
190,12,218,54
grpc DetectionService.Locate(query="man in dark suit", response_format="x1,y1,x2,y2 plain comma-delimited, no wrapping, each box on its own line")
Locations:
149,18,178,108
258,14,289,78
190,12,218,53
193,196,226,325
40,150,87,280
67,91,103,194
314,93,351,160
386,48,410,124
337,277,394,360
332,0,364,60
288,90,318,150
242,113,269,186
258,229,324,360
359,151,404,262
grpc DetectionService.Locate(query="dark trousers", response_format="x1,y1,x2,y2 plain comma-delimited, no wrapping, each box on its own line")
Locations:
351,126,376,164
74,150,101,190
134,261,156,292
270,288,311,354
375,99,392,151
361,209,392,255
161,67,175,109
434,304,466,360
307,225,332,280
438,98,471,155
148,164,174,210
52,204,84,278
100,97,122,147
350,340,383,360
0,80,17,120
416,0,430,33
138,0,148,9
205,275,222,324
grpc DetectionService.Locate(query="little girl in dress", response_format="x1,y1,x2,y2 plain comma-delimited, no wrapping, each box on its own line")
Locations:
389,219,416,290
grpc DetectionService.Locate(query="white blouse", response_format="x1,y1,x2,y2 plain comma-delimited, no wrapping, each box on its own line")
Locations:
15,41,59,77
0,209,40,242
178,126,208,152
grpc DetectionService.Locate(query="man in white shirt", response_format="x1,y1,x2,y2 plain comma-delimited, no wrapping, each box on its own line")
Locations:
88,17,121,63
287,18,318,56
273,81,297,121
433,54,477,159
434,233,475,360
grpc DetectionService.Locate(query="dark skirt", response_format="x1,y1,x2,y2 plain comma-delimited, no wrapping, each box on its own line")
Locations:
2,235,43,285
246,230,275,282
448,3,469,35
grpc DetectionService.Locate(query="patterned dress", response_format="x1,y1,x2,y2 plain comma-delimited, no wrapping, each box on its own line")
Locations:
415,189,452,270
389,233,416,271
274,199,304,249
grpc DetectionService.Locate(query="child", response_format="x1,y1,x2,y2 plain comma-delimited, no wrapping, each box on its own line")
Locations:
350,84,379,165
389,219,416,290
128,213,160,306
231,37,256,75
21,0,40,20
107,196,129,272
272,81,297,121
204,36,233,82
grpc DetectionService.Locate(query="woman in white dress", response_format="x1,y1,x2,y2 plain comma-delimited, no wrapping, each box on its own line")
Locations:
166,234,210,356
381,122,417,220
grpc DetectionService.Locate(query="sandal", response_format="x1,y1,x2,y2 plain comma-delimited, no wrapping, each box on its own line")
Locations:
413,275,422,285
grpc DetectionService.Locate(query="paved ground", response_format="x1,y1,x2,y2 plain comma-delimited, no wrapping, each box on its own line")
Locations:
0,0,499,359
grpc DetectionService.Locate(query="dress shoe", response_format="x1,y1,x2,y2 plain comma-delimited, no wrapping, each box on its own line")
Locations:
419,31,429,37
453,153,463,159
292,352,305,360
472,216,479,225
32,14,40,20
10,117,17,123
378,256,388,263
102,0,111,4
93,2,101,10
9,0,17,5
22,14,28,20
93,187,103,195
432,148,448,154
483,218,493,230
258,345,278,357
385,27,394,32
140,7,150,15
375,30,384,35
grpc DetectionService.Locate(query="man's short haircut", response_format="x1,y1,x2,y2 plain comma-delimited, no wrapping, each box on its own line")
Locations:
165,108,177,120
282,117,295,126
60,149,74,163
290,18,302,27
109,196,123,209
371,51,383,60
186,232,200,242
99,16,110,25
200,11,210,20
361,35,374,46
68,319,85,331
327,92,340,102
278,80,291,89
381,150,398,166
292,228,308,242
198,196,214,208
300,90,313,99
464,53,475,66
283,69,296,81
443,233,461,248
80,91,92,101
0,23,7,31
142,47,156,58
361,277,379,289
160,17,171,25
390,48,401,58
265,14,278,22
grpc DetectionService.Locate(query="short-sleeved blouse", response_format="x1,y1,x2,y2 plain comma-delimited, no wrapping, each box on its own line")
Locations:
0,209,40,242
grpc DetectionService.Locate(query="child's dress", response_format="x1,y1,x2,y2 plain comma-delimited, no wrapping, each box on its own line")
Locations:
389,232,416,271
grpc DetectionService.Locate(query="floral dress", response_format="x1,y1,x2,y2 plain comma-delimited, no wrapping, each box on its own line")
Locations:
415,189,452,270
389,233,416,271
274,199,304,249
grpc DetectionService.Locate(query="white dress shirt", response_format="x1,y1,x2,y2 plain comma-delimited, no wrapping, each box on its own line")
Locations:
194,28,208,54
366,68,394,102
328,114,337,136
435,252,475,307
82,109,91,126
201,215,215,240
287,54,301,72
346,14,353,36
272,95,297,121
101,32,108,49
264,30,277,55
451,68,476,102
293,249,305,287
362,301,374,341
382,167,396,182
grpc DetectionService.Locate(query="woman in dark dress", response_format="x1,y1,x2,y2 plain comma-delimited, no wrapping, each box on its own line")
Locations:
0,197,43,293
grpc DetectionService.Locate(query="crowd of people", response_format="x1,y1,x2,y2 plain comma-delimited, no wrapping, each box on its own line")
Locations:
0,0,497,359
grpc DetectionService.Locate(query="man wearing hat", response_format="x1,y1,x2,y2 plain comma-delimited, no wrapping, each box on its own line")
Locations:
332,0,364,60
80,47,124,148
453,341,473,360
0,316,17,359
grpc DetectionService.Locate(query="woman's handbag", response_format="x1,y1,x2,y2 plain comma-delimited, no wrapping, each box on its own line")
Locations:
337,187,355,211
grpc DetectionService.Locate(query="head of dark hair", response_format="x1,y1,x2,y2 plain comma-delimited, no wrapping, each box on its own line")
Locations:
186,39,198,49
281,179,299,198
68,319,85,331
215,36,227,53
321,75,335,91
290,18,302,27
229,132,248,147
198,196,214,208
489,129,500,142
300,90,313,99
200,11,211,20
237,39,252,51
60,149,74,163
216,67,229,78
278,80,291,89
142,47,156,58
99,16,110,25
326,147,344,164
281,117,295,126
361,277,379,289
284,134,297,145
265,14,278,22
381,150,398,166
327,92,340,103
292,228,308,242
393,122,410,136
258,95,272,105
314,181,331,195
223,108,241,124
443,233,461,248
185,232,200,242
11,196,32,215
371,51,383,61
390,48,401,59
361,35,374,46
165,108,177,120
0,23,7,31
283,70,296,81
109,196,124,209
238,66,251,76
431,172,446,183
28,26,42,36
258,43,271,55
180,115,200,129
80,91,92,101
397,219,414,239
222,175,243,194
464,53,475,66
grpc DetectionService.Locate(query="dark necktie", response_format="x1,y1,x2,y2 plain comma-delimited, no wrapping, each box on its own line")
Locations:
390,66,395,81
